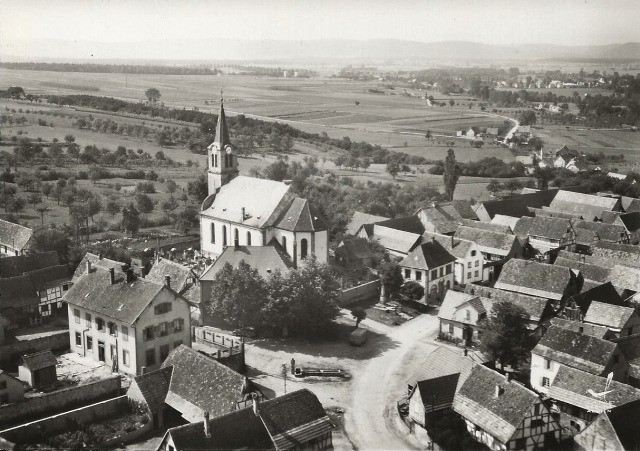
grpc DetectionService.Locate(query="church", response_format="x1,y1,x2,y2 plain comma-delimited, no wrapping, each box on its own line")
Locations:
199,101,328,265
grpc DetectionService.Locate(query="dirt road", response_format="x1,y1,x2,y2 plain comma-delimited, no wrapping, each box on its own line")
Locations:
344,314,440,450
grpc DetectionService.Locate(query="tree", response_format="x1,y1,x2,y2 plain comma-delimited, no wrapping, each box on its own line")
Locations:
30,227,70,263
41,182,52,199
27,193,42,210
443,148,460,201
48,142,64,160
478,301,534,370
64,134,76,145
67,143,80,161
534,166,555,190
504,179,523,195
187,175,208,203
351,307,367,328
386,161,400,179
87,197,102,221
161,199,178,215
361,157,371,172
378,260,403,298
518,110,537,126
449,99,455,108
165,179,178,198
528,136,544,151
121,203,140,237
487,179,503,197
136,193,154,215
145,88,161,103
7,86,25,99
36,205,49,225
400,281,425,302
106,199,120,217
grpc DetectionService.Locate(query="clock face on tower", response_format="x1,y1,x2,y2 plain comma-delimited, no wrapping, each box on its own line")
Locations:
225,145,232,154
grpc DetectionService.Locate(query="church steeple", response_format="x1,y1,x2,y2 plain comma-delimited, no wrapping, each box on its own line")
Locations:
207,98,239,195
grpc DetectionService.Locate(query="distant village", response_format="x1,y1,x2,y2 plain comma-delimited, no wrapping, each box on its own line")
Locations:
2,102,640,450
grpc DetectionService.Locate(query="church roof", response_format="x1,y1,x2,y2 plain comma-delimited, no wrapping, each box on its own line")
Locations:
214,101,231,147
201,176,293,229
275,198,328,232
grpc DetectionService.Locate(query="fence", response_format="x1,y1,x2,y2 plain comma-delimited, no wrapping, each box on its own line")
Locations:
0,376,121,429
192,326,245,372
0,331,68,365
340,280,380,306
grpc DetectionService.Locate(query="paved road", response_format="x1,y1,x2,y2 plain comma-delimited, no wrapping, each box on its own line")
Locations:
344,313,440,450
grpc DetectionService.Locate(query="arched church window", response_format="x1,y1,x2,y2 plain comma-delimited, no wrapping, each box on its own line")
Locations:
247,231,252,245
222,225,227,247
234,228,239,244
301,239,308,260
282,236,287,254
211,223,215,244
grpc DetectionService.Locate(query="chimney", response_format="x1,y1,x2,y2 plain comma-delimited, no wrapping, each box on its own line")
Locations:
203,411,211,438
463,347,468,356
451,232,455,248
86,260,92,274
252,393,260,416
495,385,503,398
505,372,511,382
165,275,171,288
293,241,298,269
109,267,115,284
241,207,245,222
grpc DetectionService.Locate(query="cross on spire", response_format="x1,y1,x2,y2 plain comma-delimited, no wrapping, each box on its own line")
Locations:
215,93,231,147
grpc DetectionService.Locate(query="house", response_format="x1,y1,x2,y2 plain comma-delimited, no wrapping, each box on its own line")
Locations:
0,370,25,405
335,236,379,268
0,251,59,277
145,258,201,308
605,265,640,300
398,239,456,304
0,220,32,257
490,214,519,231
618,212,640,244
618,337,640,388
583,301,640,338
556,282,624,322
574,220,629,247
460,218,512,235
548,190,621,222
438,291,486,345
530,325,628,394
64,258,192,376
574,399,640,451
456,225,523,281
200,101,328,263
486,128,499,136
547,365,640,434
513,216,574,259
452,365,561,451
345,211,388,236
155,389,334,451
415,202,477,235
18,350,57,389
71,252,125,283
474,189,559,222
0,275,41,327
565,158,588,173
553,256,611,286
127,345,263,428
357,223,422,258
592,241,640,267
421,232,484,285
494,259,580,306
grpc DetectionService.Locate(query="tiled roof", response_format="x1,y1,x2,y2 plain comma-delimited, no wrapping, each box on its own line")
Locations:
533,325,618,375
477,189,558,220
345,211,388,236
0,251,59,278
453,365,540,444
549,365,640,414
451,200,479,220
421,232,474,260
533,206,583,220
555,249,634,270
464,285,550,323
131,366,173,412
258,389,334,450
548,318,611,339
375,215,425,235
618,337,640,380
490,214,519,231
574,221,628,243
26,265,70,290
162,345,253,421
608,265,640,293
274,198,328,232
201,176,293,229
460,219,512,234
553,257,610,283
605,399,640,450
573,227,597,246
0,275,40,309
0,219,32,252
593,241,640,265
415,374,460,411
547,201,609,221
416,204,466,235
626,199,640,214
370,225,422,255
200,244,293,281
620,212,640,234
584,301,637,330
399,240,456,270
456,225,518,256
438,291,481,323
407,346,476,388
336,237,378,261
166,406,272,451
146,258,197,293
64,269,170,324
495,259,574,300
72,252,125,283
513,216,572,241
563,282,624,316
21,350,57,371
600,210,623,224
551,190,620,211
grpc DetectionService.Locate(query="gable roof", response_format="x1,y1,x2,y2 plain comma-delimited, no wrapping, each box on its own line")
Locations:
0,219,32,252
533,325,618,375
200,244,293,281
369,225,422,255
592,241,640,265
490,214,519,231
563,282,624,316
131,366,173,412
421,232,475,260
456,225,518,256
464,285,550,324
549,365,640,414
495,259,574,300
64,269,173,324
162,345,253,421
415,374,461,411
258,388,334,450
619,212,640,232
476,189,558,220
274,198,328,232
407,346,476,388
201,176,293,229
513,216,572,241
0,251,60,278
584,301,637,330
146,258,198,293
375,215,425,235
399,240,456,270
460,219,512,234
453,365,541,444
336,237,378,261
0,275,40,309
608,265,640,293
551,190,620,211
451,200,479,220
438,291,482,323
553,256,611,283
548,318,612,339
574,221,628,243
618,337,640,380
21,350,57,371
345,211,388,236
72,252,125,283
416,204,467,235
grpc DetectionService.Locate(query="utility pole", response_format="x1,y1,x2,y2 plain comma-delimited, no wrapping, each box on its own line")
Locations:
281,364,288,394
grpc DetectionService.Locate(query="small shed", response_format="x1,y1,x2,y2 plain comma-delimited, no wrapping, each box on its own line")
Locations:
349,328,368,346
18,350,57,389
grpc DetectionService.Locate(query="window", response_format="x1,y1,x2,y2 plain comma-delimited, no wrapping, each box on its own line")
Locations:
431,270,437,279
74,308,80,324
146,348,156,366
143,326,155,341
466,310,471,320
160,344,170,361
416,271,422,281
108,322,118,337
544,358,551,370
471,250,477,257
159,322,169,337
75,332,82,347
122,350,129,367
121,326,128,342
468,272,472,279
247,231,251,245
96,318,105,332
222,225,227,246
85,313,92,328
531,419,544,429
534,403,541,416
467,262,472,269
474,270,479,277
475,260,479,267
234,228,239,244
282,236,287,254
211,223,215,244
301,238,308,260
446,264,451,274
87,336,93,350
173,318,184,333
439,267,443,277
0,381,6,390
174,340,183,348
155,303,172,315
541,377,550,387
448,324,454,334
404,269,411,279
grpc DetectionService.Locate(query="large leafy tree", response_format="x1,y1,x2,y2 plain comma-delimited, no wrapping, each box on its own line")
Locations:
378,260,403,297
145,88,161,103
30,227,71,263
443,148,460,201
478,301,534,370
121,203,140,237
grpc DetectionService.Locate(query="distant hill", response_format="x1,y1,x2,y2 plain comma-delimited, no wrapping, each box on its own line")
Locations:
2,39,640,63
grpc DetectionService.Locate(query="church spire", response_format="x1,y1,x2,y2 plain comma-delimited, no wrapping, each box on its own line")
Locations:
215,97,231,147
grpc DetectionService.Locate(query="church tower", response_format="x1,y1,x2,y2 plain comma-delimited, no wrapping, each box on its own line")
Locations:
207,100,239,194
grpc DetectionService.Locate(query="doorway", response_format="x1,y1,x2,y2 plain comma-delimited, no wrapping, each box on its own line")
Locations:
98,341,105,362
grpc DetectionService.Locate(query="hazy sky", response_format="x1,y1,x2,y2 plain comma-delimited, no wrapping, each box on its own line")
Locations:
2,0,640,57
